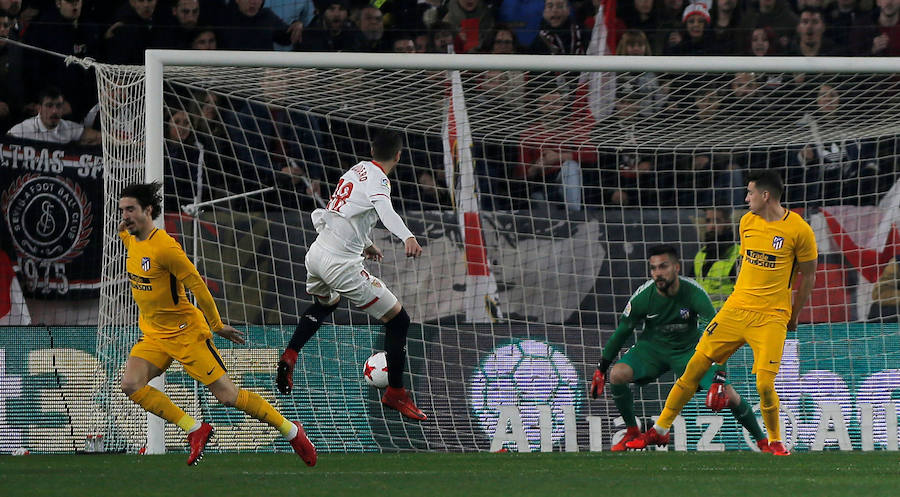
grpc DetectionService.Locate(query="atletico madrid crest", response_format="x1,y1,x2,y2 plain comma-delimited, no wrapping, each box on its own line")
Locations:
772,236,784,250
141,257,151,271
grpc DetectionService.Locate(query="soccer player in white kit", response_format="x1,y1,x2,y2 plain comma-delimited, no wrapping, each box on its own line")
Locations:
276,130,427,421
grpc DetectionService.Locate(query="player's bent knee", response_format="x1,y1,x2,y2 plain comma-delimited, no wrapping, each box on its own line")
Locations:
121,380,140,397
608,363,633,385
756,370,778,405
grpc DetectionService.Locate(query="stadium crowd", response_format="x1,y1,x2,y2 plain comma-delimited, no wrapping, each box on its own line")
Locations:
1,0,899,213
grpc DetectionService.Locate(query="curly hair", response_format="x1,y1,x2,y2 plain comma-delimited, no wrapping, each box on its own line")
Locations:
120,182,163,220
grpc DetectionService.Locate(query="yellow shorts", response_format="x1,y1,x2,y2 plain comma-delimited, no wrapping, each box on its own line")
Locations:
130,328,227,385
696,306,789,374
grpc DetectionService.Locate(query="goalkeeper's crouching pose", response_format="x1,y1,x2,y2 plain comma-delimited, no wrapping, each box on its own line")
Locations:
590,244,768,451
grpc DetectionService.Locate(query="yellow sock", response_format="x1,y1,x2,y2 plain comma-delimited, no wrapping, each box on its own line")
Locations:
757,370,781,440
234,389,292,436
657,352,712,429
129,385,192,430
656,378,696,429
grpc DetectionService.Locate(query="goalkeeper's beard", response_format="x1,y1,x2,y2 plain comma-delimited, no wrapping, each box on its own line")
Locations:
655,277,674,294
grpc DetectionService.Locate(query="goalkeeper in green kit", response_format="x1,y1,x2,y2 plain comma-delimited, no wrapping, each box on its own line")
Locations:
590,244,769,451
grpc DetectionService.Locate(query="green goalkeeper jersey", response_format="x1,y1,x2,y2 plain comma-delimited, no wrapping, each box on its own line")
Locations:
601,276,717,362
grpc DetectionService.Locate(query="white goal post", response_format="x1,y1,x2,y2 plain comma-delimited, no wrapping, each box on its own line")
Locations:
88,51,900,455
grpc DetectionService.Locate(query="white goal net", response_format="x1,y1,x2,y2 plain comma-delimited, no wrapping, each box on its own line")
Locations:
89,53,900,453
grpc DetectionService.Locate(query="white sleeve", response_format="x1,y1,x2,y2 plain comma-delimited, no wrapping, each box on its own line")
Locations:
372,194,414,242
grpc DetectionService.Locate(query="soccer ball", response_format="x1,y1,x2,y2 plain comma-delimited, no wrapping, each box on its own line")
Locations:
363,351,389,388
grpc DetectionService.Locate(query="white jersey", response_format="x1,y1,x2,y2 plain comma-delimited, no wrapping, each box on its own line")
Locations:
310,160,414,256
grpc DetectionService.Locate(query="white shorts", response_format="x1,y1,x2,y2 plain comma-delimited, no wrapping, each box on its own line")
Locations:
305,242,398,319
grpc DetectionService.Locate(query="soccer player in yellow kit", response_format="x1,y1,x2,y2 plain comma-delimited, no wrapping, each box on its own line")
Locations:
627,170,818,455
118,182,316,466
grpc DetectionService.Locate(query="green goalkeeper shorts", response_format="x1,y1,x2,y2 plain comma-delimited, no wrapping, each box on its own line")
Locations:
619,340,727,390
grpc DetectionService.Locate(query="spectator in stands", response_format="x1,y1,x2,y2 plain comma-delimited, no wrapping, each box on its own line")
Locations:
710,0,742,55
103,0,162,64
268,0,314,50
297,0,359,51
747,27,787,89
529,0,587,54
749,26,777,55
825,0,861,48
442,0,494,53
738,0,798,53
0,9,25,134
186,90,243,204
496,0,545,47
656,0,686,45
23,0,100,122
725,72,770,117
786,7,844,56
219,0,301,50
7,86,100,145
593,84,660,207
391,32,415,52
189,27,217,49
225,69,329,210
870,256,900,321
850,0,900,56
619,0,660,52
164,107,206,213
356,5,389,52
430,20,458,53
615,30,667,116
486,24,521,53
693,207,739,309
391,33,416,53
789,83,879,206
377,0,428,34
153,0,203,49
472,27,526,110
517,80,596,211
414,30,431,52
664,1,716,55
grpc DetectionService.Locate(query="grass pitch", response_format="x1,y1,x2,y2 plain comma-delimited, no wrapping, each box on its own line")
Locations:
2,451,898,497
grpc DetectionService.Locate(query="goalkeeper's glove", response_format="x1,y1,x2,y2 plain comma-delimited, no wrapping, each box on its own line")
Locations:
705,369,729,412
590,359,612,399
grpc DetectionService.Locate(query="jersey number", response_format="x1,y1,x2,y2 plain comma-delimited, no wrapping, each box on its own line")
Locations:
704,322,718,336
327,178,353,212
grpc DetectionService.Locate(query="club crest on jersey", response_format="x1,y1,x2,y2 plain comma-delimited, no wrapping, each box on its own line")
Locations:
772,236,784,250
141,257,151,271
680,308,690,319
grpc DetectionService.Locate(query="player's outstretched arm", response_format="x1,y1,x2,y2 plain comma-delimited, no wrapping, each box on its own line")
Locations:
215,324,245,345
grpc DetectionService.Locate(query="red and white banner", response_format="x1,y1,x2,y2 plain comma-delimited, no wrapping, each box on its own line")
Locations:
582,0,618,121
443,69,503,323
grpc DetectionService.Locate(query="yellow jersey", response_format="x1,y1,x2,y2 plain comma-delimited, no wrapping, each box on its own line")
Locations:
120,228,224,338
724,209,818,316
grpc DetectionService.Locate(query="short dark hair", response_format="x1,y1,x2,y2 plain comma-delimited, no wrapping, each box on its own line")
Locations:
120,182,163,220
747,169,784,200
371,129,402,161
38,86,63,103
798,7,825,20
648,244,679,262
